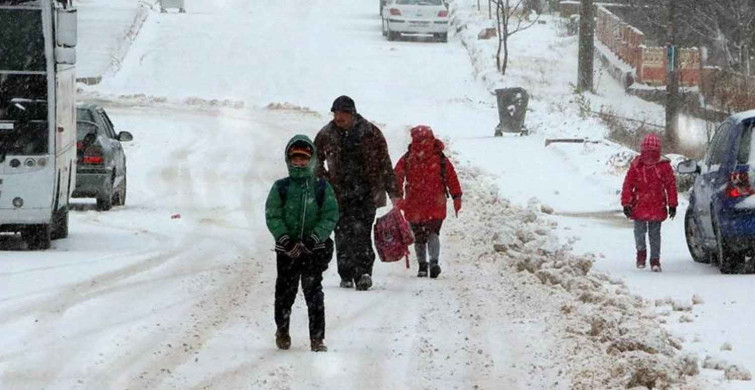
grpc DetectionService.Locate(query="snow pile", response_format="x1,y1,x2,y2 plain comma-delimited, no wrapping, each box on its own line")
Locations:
76,89,246,110
445,149,705,389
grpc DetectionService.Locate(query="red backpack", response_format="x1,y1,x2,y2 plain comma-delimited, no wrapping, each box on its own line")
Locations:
374,208,415,268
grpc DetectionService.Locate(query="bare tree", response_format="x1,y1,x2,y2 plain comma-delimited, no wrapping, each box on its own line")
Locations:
492,0,540,75
577,0,595,92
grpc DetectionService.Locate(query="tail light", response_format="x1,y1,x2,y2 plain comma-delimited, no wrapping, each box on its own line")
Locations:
82,145,104,165
390,8,401,15
438,10,448,17
726,171,755,198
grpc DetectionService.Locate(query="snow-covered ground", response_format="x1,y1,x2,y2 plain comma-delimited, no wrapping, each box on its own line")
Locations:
1,0,753,388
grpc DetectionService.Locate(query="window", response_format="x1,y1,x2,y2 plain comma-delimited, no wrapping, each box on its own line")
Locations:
740,119,755,165
0,8,46,72
708,122,732,167
96,109,116,139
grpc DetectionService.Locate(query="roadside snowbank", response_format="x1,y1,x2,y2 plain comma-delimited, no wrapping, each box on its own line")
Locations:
448,154,706,389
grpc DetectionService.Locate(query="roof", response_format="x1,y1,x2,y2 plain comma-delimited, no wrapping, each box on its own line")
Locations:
729,110,755,124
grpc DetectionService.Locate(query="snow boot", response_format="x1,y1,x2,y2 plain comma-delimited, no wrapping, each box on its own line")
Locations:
339,279,354,288
417,262,428,277
356,274,372,291
650,258,662,272
275,330,291,350
636,249,647,269
310,338,328,352
429,263,441,279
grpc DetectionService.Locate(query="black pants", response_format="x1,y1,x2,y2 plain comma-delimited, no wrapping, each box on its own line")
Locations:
334,200,377,282
274,252,325,340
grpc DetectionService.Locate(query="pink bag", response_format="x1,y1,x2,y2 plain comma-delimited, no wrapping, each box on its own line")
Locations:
374,208,415,268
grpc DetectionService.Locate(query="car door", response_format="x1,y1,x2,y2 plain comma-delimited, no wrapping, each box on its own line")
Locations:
696,121,733,241
96,108,125,183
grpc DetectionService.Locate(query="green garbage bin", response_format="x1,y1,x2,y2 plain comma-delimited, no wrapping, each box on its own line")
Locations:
494,87,529,136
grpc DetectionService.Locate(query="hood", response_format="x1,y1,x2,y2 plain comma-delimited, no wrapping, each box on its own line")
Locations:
640,133,662,165
409,125,444,157
284,134,317,179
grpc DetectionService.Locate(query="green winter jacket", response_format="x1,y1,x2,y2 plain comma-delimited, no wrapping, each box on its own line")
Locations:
265,135,339,242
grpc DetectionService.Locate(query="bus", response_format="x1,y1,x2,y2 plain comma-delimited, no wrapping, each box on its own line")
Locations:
0,0,77,249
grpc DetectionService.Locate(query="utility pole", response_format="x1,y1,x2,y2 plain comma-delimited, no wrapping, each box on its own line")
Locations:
665,0,679,149
577,0,595,92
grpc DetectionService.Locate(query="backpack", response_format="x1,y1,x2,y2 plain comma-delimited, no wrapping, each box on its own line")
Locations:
402,151,450,198
374,208,415,268
277,177,327,206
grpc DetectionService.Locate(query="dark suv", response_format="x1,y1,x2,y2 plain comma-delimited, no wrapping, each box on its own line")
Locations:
678,110,755,273
72,103,133,211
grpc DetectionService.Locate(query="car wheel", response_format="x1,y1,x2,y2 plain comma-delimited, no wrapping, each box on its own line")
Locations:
714,215,743,274
388,30,398,41
684,207,710,263
119,173,127,206
51,206,69,240
97,173,115,211
25,224,51,250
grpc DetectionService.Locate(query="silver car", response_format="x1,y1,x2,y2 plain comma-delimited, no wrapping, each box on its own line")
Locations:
381,0,449,42
73,103,133,211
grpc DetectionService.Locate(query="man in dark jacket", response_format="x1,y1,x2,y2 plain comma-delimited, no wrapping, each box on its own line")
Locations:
314,95,399,291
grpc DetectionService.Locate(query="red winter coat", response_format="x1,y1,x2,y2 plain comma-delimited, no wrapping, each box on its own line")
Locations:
394,131,462,223
621,156,678,221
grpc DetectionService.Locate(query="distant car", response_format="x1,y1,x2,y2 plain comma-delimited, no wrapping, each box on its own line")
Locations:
677,110,755,274
73,103,133,211
381,0,449,42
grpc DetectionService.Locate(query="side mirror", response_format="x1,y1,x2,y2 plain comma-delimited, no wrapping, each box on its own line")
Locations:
118,131,134,142
677,159,700,174
56,8,77,48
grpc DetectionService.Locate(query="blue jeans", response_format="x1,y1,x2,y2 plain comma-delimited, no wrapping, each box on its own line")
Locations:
634,220,661,259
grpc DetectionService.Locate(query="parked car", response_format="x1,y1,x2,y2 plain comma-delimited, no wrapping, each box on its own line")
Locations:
678,110,755,274
381,0,449,42
73,103,133,211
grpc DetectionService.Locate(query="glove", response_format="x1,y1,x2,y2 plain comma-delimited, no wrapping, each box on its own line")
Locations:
275,234,296,253
453,196,462,217
276,235,303,258
623,205,632,219
303,233,325,252
668,206,676,219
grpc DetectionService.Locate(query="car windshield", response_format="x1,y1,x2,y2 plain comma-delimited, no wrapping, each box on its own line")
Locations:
76,108,94,122
396,0,443,5
76,121,98,141
742,118,755,165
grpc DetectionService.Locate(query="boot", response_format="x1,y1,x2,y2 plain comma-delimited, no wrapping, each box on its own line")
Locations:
650,258,661,272
310,338,328,352
356,274,372,291
339,279,354,288
275,330,291,350
417,262,428,277
636,250,647,269
429,263,441,279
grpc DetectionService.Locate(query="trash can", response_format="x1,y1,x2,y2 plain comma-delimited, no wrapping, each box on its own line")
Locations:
494,87,529,136
160,0,186,13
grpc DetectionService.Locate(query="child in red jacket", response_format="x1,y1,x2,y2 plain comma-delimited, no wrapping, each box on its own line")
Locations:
394,125,462,278
620,133,678,272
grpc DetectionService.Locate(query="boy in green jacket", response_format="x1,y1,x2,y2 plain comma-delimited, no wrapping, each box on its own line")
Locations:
265,135,339,352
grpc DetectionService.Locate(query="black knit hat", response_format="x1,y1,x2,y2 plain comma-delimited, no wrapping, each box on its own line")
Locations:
330,95,356,114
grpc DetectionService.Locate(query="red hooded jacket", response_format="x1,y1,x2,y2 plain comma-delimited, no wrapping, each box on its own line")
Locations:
620,134,678,221
394,126,462,223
